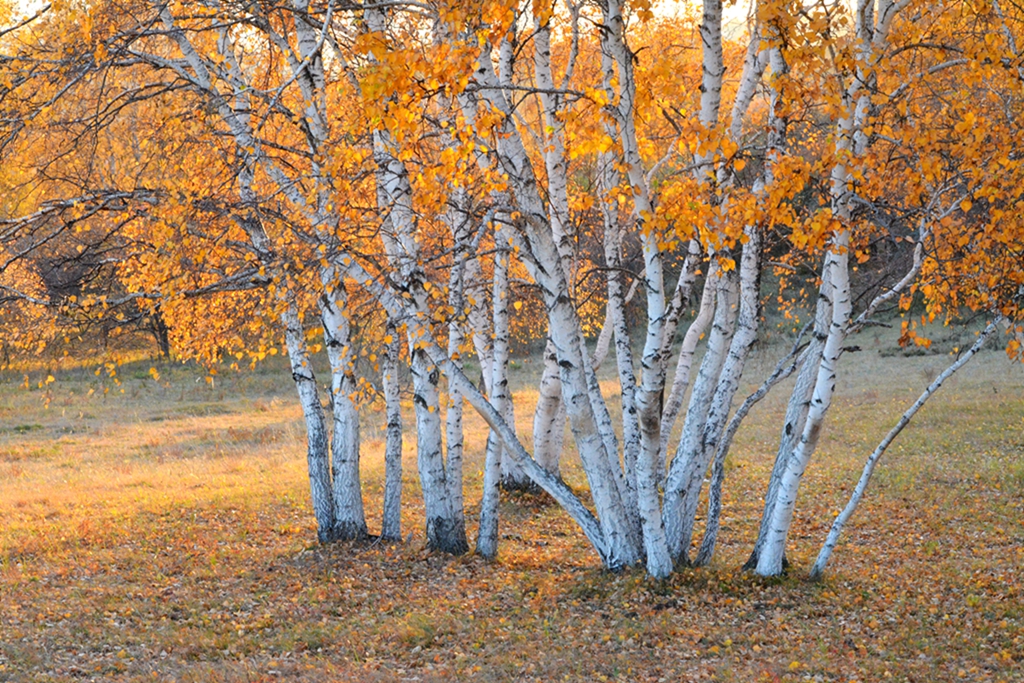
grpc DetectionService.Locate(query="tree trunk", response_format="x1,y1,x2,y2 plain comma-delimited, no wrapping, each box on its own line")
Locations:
319,270,367,541
380,319,403,542
809,319,1000,579
660,267,717,465
532,339,565,476
478,232,512,558
664,266,738,563
283,303,335,544
444,247,468,542
756,240,851,576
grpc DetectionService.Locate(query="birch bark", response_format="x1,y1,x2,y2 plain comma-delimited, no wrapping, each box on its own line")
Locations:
532,339,566,476
663,267,738,562
380,318,403,541
283,303,336,543
477,230,512,558
319,270,367,540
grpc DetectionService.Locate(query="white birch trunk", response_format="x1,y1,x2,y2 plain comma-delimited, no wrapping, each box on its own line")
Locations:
663,265,739,562
168,14,349,545
527,19,600,493
532,339,565,476
810,320,1000,579
598,176,641,496
592,276,642,370
746,272,831,570
283,304,335,543
528,14,574,478
755,233,852,576
494,32,524,493
380,318,403,542
464,255,493,394
660,267,718,461
593,9,638,501
478,233,512,557
319,270,367,540
444,245,467,541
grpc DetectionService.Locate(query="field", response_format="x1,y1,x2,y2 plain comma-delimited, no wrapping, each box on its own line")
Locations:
1,331,1023,682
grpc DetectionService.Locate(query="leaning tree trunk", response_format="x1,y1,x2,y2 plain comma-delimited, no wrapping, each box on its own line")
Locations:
809,319,1001,578
473,42,644,568
756,237,852,576
745,269,830,570
695,324,808,566
663,266,738,563
660,267,717,464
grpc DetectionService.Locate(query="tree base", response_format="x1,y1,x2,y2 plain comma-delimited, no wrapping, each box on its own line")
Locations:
331,520,369,543
426,516,469,555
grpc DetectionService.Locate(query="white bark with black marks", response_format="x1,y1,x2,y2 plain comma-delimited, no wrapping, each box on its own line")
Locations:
283,304,335,543
660,266,717,462
532,339,566,476
380,318,403,542
478,227,512,558
663,266,738,562
319,270,367,541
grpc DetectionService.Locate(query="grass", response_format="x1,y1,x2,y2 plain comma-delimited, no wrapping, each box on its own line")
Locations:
1,329,1023,682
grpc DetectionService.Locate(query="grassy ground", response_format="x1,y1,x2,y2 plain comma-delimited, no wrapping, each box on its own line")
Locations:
1,329,1023,682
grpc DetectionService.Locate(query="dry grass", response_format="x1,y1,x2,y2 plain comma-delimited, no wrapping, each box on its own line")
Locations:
1,330,1023,682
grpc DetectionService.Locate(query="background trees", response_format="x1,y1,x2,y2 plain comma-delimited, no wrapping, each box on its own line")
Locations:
2,0,1023,580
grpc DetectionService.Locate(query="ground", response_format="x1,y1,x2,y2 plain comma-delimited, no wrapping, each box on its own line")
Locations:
1,329,1022,682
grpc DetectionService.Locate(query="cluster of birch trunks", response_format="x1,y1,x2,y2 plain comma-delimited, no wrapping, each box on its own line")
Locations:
9,0,1017,580
217,0,1004,579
